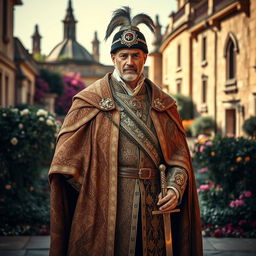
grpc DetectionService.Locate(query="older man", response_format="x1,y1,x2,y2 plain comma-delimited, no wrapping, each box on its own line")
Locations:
49,6,202,256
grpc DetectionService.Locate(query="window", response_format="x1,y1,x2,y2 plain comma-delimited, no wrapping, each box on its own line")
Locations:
202,79,207,103
202,36,207,62
226,40,236,80
177,44,181,68
177,80,181,94
224,33,239,83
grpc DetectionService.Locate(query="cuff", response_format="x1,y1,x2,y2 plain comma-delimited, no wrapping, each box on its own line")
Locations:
166,166,188,204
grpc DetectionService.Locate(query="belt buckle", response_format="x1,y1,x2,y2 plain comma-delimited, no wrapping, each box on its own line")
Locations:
138,168,151,179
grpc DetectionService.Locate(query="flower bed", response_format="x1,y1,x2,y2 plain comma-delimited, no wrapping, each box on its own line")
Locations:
193,135,256,238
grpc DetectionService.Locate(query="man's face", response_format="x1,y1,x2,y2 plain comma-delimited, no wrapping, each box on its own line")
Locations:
111,49,147,88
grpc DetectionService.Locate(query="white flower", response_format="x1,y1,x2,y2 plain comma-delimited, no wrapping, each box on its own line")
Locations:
2,113,7,117
36,109,48,117
46,119,54,126
11,108,19,113
10,137,18,145
39,117,45,122
18,123,24,129
20,109,30,116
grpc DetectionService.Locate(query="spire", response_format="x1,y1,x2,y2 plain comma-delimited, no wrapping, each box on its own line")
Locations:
152,15,162,52
31,24,42,56
63,0,77,40
92,31,100,62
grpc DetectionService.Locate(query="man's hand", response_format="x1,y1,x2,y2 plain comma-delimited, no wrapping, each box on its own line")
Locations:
157,189,178,211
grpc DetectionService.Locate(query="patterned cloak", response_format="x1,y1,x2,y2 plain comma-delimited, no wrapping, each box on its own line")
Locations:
48,73,203,256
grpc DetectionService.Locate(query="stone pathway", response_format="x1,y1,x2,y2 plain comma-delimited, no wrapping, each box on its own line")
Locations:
0,236,255,256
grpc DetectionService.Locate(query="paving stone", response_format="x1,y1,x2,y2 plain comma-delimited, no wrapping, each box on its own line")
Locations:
203,238,216,250
207,238,256,252
0,250,26,256
0,236,30,250
25,249,49,256
204,252,256,256
25,236,50,249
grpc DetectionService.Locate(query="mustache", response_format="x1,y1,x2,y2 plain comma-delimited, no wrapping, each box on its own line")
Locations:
123,66,137,72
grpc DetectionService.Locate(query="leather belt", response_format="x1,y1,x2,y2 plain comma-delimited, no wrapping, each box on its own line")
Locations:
119,167,159,180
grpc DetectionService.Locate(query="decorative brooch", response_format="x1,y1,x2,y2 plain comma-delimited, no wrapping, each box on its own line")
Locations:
121,30,138,47
153,98,165,110
99,98,114,109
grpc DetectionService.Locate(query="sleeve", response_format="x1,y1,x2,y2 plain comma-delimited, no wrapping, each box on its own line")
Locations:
166,166,188,204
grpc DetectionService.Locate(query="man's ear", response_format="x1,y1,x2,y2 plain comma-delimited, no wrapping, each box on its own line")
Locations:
111,54,116,64
144,54,148,64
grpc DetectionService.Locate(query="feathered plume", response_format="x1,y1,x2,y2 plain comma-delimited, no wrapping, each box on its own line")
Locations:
105,6,155,40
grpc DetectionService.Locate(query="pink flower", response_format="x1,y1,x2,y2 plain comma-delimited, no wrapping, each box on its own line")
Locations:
239,194,244,199
244,191,252,197
197,167,209,173
200,184,210,191
230,199,245,207
205,141,213,146
199,145,206,152
230,200,236,207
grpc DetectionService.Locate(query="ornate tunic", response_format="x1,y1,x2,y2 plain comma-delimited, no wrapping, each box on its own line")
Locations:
111,77,165,255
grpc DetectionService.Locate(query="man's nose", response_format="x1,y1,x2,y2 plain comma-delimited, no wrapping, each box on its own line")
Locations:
126,55,134,65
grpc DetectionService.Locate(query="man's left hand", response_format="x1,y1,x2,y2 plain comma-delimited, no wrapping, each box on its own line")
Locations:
157,189,178,211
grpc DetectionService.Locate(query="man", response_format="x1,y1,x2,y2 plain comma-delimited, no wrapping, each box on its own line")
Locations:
49,6,202,256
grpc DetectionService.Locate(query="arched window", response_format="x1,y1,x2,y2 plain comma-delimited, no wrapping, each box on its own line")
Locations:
224,33,239,82
227,40,235,80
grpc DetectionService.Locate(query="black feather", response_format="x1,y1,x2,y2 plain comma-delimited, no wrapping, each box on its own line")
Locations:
105,6,132,40
132,14,155,33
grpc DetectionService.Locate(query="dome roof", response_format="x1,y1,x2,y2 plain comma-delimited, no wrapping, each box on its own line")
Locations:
46,38,94,62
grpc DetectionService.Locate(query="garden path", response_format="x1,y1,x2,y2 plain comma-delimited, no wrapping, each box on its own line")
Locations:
0,236,255,256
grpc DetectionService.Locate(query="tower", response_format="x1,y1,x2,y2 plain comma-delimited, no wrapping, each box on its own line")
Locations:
63,0,77,40
92,31,100,62
31,24,42,56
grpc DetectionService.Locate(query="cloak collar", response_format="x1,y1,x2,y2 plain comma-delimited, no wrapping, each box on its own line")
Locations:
74,73,176,112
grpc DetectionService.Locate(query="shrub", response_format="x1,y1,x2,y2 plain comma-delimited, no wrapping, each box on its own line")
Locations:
193,136,256,237
0,105,60,235
243,116,256,138
34,77,50,104
191,116,215,137
40,69,64,96
172,94,194,120
0,105,60,187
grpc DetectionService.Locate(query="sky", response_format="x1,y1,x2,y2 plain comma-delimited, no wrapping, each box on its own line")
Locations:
14,0,177,65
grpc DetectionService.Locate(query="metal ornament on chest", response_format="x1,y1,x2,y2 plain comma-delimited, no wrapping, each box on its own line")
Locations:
129,98,144,120
154,98,165,110
99,98,114,110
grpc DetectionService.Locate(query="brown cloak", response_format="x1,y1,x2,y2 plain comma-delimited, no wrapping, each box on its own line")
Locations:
48,73,203,256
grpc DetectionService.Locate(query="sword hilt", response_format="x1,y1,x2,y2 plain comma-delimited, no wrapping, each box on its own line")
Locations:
159,164,168,198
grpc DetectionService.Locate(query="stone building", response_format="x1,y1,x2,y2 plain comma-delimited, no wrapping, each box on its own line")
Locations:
35,0,113,86
0,0,38,108
150,0,255,137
